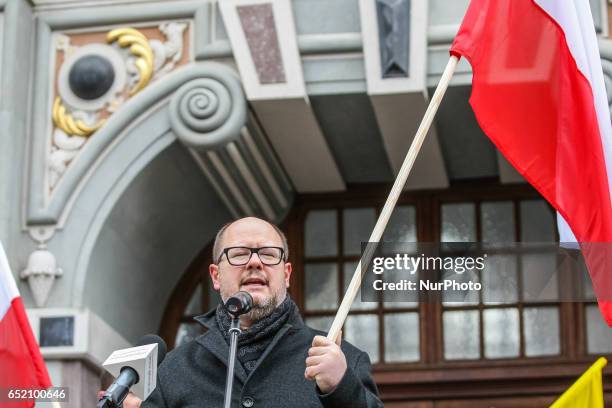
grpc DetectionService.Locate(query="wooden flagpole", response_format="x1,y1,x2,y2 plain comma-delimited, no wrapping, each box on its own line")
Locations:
326,56,460,342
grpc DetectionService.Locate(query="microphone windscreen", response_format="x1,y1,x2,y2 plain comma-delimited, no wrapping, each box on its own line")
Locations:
136,334,167,365
225,291,253,316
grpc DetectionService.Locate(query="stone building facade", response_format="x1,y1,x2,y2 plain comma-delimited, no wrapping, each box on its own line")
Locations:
0,0,611,406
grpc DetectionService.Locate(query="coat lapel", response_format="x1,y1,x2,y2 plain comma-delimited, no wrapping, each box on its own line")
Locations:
194,313,248,383
243,308,305,383
244,323,292,384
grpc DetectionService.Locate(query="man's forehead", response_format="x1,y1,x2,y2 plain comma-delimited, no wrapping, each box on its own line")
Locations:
223,218,283,245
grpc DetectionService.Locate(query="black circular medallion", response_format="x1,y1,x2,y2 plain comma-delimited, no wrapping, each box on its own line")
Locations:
68,55,115,100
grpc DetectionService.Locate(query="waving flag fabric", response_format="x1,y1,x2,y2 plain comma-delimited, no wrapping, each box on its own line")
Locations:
450,0,612,324
0,242,52,407
550,357,607,408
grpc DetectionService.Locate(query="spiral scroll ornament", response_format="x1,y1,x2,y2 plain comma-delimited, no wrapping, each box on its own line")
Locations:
106,28,154,95
169,67,246,149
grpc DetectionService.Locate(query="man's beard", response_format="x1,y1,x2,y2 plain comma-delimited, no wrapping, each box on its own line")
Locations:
245,295,278,322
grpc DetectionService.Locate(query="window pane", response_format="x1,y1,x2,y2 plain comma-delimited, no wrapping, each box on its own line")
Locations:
520,200,555,242
345,314,379,363
442,203,476,242
580,260,596,301
343,208,376,255
344,262,376,310
175,323,202,348
384,313,419,362
382,206,417,254
483,308,520,358
443,310,480,360
481,201,515,244
305,210,337,257
521,253,558,302
377,205,418,307
441,267,480,306
482,255,518,304
185,285,202,315
305,316,335,334
382,265,419,308
305,263,338,311
586,305,612,354
524,307,560,357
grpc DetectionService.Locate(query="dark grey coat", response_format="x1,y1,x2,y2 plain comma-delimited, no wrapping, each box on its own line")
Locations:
142,309,383,408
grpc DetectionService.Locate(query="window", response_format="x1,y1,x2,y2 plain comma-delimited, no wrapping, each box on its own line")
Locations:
301,206,420,363
439,200,562,361
287,184,611,371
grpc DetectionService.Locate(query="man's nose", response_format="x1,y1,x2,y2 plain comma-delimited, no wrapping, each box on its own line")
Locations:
246,251,263,269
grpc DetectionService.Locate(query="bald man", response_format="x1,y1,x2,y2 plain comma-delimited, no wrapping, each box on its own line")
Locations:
135,217,382,407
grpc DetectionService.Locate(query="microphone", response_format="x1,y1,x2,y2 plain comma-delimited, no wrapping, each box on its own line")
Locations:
97,334,167,408
224,291,253,317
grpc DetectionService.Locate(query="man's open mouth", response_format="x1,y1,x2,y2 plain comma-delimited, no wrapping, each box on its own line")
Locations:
241,277,268,287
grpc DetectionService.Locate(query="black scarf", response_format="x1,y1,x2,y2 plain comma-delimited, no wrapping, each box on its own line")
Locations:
215,296,297,374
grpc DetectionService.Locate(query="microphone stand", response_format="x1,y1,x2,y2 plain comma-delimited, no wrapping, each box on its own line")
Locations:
223,315,241,408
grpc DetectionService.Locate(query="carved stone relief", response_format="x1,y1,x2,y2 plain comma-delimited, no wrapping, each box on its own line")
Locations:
376,0,411,78
48,22,189,194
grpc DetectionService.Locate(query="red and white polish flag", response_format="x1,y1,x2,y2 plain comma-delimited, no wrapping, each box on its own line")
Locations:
0,242,52,407
450,0,612,324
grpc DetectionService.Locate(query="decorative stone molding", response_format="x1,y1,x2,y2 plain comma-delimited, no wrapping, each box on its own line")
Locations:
358,0,448,190
28,2,222,229
48,23,188,192
106,27,155,96
26,1,294,237
359,0,427,94
48,127,88,190
189,110,293,222
219,0,346,192
152,23,188,79
20,245,63,308
168,69,246,149
219,0,306,100
30,61,247,229
22,227,61,308
376,0,411,78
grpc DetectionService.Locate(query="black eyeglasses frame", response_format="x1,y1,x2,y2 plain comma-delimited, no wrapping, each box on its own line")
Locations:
217,246,286,266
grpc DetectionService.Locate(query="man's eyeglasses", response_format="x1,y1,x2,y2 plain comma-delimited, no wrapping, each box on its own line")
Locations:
218,246,285,266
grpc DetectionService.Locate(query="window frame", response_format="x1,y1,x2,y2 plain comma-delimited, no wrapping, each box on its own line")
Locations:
287,182,610,371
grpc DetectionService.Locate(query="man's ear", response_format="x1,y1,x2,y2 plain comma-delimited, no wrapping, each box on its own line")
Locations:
209,263,221,291
284,262,292,288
